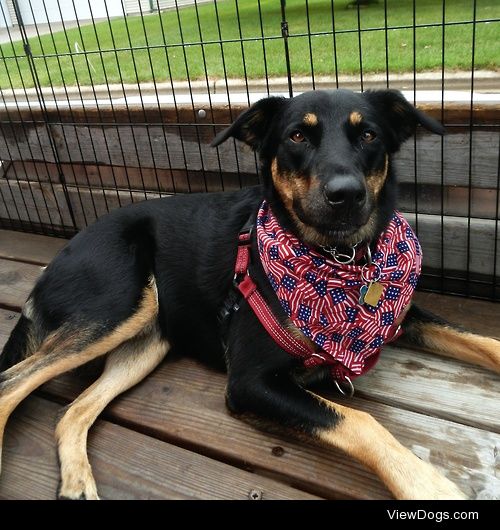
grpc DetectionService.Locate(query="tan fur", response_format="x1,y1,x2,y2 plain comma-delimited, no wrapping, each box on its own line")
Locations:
56,323,169,500
303,113,318,126
312,394,466,500
416,323,500,374
0,278,159,476
349,111,363,126
271,158,379,248
366,155,389,198
285,319,318,352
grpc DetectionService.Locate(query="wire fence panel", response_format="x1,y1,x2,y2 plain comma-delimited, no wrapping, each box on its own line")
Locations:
0,0,499,300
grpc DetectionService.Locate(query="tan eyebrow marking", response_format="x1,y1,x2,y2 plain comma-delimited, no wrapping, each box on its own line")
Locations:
349,111,363,126
303,113,318,126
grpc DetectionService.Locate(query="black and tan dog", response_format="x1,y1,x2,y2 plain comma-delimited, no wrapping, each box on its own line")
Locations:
1,89,499,500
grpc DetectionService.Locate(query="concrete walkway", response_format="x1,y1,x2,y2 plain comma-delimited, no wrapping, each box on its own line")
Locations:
0,21,81,44
0,71,498,110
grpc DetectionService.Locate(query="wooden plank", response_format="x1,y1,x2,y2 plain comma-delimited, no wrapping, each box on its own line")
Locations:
4,160,260,194
52,126,500,189
406,213,500,277
0,121,55,163
5,160,500,219
41,356,500,500
0,308,19,348
1,101,498,126
413,291,500,339
0,229,67,265
0,258,43,310
1,396,319,500
334,395,500,501
356,345,500,433
67,187,162,230
0,179,73,229
2,117,497,189
398,183,500,220
50,122,260,176
394,130,499,189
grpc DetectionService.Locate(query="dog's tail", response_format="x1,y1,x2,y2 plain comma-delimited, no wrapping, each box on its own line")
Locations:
0,312,37,375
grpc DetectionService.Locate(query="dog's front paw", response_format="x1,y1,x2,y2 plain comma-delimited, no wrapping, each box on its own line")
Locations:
57,470,100,500
394,458,467,500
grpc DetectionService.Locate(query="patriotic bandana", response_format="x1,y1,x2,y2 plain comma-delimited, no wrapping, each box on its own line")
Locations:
256,201,422,380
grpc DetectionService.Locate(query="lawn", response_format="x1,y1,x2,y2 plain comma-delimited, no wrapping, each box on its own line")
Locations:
0,0,498,89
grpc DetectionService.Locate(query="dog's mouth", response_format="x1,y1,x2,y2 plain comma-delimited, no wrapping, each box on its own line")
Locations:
292,201,377,248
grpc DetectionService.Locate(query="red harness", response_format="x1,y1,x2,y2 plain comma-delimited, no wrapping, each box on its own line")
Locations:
230,202,421,386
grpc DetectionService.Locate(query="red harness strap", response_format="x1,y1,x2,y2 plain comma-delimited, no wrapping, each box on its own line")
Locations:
234,231,315,360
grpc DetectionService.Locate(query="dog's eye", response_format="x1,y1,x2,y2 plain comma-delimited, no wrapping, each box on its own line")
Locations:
290,131,305,143
361,130,377,143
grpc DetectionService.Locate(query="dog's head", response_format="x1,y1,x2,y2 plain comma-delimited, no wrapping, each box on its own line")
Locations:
212,89,445,248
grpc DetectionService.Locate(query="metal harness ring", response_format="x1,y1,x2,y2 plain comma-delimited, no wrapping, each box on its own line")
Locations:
334,376,355,398
321,241,361,265
361,262,382,283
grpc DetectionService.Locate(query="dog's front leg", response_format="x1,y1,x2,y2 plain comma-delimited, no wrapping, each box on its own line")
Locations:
225,300,466,501
227,366,466,500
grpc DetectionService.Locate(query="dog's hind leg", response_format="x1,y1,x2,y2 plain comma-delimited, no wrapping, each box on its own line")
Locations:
400,304,500,374
0,278,159,477
56,324,169,500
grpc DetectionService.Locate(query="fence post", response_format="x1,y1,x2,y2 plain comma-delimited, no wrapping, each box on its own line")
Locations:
280,0,293,98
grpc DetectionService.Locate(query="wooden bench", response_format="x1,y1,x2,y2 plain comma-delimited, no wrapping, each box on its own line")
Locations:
0,228,499,500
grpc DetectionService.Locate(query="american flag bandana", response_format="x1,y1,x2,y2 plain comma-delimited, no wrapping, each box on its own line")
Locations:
256,201,422,380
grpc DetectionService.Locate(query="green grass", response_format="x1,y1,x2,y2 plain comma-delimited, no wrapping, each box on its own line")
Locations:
0,0,498,89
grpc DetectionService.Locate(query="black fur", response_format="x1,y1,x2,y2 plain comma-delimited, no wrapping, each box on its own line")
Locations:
1,89,446,439
0,315,31,375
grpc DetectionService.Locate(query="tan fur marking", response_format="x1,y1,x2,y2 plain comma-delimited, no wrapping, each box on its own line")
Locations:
271,158,336,247
271,157,380,247
416,323,500,374
366,155,389,198
0,278,159,476
349,111,363,126
303,113,318,126
285,319,317,352
312,394,466,500
56,324,169,500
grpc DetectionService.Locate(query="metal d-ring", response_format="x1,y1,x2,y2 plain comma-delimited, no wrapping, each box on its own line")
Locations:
361,263,381,283
334,376,355,398
321,241,360,265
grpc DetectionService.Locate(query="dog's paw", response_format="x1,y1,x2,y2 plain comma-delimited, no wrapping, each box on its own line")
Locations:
394,459,468,500
57,477,100,500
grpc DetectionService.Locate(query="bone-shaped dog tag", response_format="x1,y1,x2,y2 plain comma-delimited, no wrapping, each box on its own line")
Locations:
359,284,368,304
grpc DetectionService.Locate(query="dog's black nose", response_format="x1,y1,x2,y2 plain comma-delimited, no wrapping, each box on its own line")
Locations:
324,177,366,207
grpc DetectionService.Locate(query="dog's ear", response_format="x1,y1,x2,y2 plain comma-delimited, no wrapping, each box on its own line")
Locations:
364,89,445,152
211,96,286,151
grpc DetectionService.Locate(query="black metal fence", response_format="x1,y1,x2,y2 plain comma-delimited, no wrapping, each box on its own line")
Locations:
0,0,499,300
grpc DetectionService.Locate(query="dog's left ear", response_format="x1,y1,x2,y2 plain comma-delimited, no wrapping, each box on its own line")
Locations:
211,96,286,151
364,89,445,152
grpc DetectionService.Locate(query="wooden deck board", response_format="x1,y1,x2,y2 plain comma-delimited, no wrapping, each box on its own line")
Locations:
0,229,499,500
0,229,66,265
1,396,319,500
0,257,44,310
